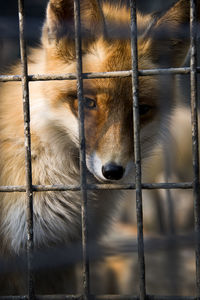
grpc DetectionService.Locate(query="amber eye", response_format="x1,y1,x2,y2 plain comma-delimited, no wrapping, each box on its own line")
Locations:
139,104,152,116
84,97,97,109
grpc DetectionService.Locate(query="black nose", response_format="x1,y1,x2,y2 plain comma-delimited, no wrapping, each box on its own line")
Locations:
102,163,124,180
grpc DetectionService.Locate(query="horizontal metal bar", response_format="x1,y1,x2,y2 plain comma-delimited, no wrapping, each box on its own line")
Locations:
147,297,195,300
0,67,199,82
0,295,195,300
0,182,194,192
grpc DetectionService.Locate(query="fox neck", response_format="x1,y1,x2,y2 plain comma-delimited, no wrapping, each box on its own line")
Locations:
0,126,123,254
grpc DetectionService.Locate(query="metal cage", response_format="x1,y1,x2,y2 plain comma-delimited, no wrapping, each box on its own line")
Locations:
0,0,199,299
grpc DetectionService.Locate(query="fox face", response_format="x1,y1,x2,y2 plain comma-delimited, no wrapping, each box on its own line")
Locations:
39,0,194,183
40,43,159,182
39,0,194,181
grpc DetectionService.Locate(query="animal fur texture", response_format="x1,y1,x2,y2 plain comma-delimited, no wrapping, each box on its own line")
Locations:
0,0,198,294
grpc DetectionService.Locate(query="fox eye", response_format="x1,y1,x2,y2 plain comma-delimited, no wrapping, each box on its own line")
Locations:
139,104,152,116
84,97,97,109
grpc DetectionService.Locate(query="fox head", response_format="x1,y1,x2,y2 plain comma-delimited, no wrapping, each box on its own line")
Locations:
40,0,197,182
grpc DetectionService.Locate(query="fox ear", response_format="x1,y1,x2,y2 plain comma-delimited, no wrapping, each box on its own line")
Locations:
143,0,200,67
42,0,105,48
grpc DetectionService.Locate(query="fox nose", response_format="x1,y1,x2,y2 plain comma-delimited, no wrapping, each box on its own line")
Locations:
102,163,124,180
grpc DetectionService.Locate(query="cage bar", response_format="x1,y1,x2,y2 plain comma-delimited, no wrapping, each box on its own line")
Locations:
1,67,200,83
0,295,196,300
130,1,146,299
18,0,35,299
0,181,194,193
74,0,90,298
190,0,200,297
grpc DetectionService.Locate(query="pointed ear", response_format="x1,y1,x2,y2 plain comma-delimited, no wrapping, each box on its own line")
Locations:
42,0,105,48
142,0,200,67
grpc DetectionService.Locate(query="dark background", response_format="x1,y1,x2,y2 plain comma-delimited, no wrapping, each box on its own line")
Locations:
0,0,175,69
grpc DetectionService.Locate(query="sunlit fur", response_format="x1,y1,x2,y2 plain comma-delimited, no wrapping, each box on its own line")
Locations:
0,0,196,294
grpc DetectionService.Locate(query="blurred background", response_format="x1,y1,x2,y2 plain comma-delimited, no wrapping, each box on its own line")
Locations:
0,0,177,69
0,0,198,297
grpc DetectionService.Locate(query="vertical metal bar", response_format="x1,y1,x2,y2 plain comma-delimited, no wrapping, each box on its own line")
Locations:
129,1,146,299
18,0,34,299
74,0,90,298
190,0,200,298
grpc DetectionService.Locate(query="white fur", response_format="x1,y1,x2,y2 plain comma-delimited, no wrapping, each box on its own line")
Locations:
86,152,105,181
86,151,135,182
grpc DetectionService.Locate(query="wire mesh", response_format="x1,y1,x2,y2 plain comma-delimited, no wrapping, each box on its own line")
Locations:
0,0,199,299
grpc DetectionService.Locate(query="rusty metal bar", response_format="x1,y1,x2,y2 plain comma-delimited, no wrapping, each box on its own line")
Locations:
130,1,146,299
74,0,90,298
190,0,200,297
18,0,34,299
1,67,200,82
0,181,194,193
0,295,196,300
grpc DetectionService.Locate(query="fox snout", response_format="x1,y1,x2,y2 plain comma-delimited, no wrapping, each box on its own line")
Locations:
86,151,134,182
102,162,125,180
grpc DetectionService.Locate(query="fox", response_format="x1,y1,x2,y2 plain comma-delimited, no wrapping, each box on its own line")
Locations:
0,0,199,295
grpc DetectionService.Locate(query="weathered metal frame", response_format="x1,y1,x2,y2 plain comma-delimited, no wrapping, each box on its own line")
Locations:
1,67,200,82
130,1,145,298
18,0,34,299
0,295,197,300
0,0,199,299
0,296,197,300
74,0,90,297
190,0,200,297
